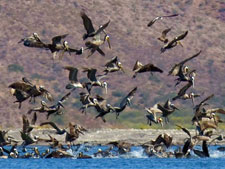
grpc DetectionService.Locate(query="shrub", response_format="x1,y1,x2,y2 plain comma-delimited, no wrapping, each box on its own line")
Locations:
8,64,24,73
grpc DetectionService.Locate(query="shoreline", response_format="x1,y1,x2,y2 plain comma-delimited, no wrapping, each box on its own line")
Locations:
6,128,225,146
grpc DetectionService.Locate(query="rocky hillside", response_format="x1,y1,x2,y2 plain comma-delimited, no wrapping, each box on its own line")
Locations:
0,0,224,129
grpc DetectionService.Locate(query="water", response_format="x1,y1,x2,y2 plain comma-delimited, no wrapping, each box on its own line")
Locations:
0,145,225,169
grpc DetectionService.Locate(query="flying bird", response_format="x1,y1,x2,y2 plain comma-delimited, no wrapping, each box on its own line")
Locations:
133,60,163,78
161,31,188,52
147,14,179,27
80,11,110,40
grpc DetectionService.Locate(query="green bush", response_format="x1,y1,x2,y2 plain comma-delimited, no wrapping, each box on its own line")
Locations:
8,64,24,73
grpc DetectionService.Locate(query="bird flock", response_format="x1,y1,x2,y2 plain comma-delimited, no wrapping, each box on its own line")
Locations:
0,10,224,159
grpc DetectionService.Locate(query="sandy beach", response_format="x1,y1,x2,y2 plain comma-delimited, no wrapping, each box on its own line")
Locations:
7,128,225,146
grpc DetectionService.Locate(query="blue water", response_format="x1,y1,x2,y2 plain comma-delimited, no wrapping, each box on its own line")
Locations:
1,145,225,169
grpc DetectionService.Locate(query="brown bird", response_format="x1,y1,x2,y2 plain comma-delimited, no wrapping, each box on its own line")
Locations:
103,56,125,75
151,133,173,148
80,10,110,40
63,66,90,92
18,33,47,48
157,99,179,123
157,28,171,43
84,33,110,57
147,14,179,27
79,92,96,114
27,92,71,119
145,106,163,127
112,87,137,118
168,50,201,77
161,31,188,52
9,77,53,103
10,88,30,109
45,34,82,60
83,68,108,94
132,60,163,78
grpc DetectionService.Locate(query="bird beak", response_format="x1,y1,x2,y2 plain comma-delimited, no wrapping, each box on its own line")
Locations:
105,85,108,94
192,77,195,88
120,65,125,73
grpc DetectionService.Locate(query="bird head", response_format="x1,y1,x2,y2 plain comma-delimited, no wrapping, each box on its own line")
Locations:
104,34,111,49
157,117,163,127
118,62,125,72
41,100,47,107
102,82,108,94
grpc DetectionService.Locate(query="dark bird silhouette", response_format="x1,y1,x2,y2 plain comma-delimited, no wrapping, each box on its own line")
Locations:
79,92,96,114
161,31,188,52
132,60,163,78
80,10,110,40
40,122,67,135
193,141,210,157
147,14,179,27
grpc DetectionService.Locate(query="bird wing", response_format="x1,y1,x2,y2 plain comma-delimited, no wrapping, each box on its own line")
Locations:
161,28,171,38
40,122,61,132
41,88,54,102
162,14,179,18
133,60,143,71
83,68,98,81
178,50,201,65
31,112,37,125
9,82,32,93
22,114,30,133
176,124,191,138
105,56,118,67
63,66,79,82
95,20,110,35
120,87,137,108
167,31,188,47
208,108,225,115
60,92,71,103
177,81,192,96
138,63,163,73
52,34,68,45
96,47,105,56
147,17,159,27
197,94,214,108
80,11,95,34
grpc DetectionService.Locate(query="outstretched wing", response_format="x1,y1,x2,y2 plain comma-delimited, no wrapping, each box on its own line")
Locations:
168,50,201,76
176,124,191,138
52,34,68,45
83,68,97,81
105,56,118,67
94,20,110,35
63,66,79,82
80,11,95,34
40,122,61,131
120,87,137,107
161,28,171,38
